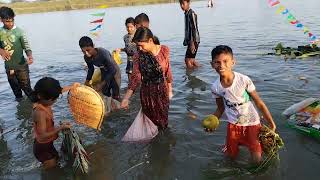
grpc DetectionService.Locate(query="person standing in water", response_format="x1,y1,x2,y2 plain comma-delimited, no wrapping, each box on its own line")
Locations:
179,0,200,69
79,36,121,100
0,7,34,101
121,27,173,130
208,0,214,8
115,17,137,81
210,45,276,164
32,77,78,169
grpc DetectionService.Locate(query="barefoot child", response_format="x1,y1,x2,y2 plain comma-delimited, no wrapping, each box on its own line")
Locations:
116,17,137,79
210,45,276,164
179,0,200,69
32,77,78,169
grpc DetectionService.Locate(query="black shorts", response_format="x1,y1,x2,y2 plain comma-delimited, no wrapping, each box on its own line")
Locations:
33,140,59,163
185,43,199,59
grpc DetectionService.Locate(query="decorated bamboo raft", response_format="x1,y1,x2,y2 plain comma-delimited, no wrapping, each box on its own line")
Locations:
269,43,320,59
283,98,320,139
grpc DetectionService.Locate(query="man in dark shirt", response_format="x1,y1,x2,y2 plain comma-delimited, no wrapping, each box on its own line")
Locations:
179,0,200,69
79,36,121,100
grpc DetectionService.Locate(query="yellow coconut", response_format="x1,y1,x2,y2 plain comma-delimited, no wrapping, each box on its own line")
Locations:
202,115,220,131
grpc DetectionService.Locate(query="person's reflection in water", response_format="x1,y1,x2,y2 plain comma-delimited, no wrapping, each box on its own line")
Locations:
138,129,176,179
184,69,207,118
16,97,33,140
84,141,114,179
0,123,10,176
184,69,207,91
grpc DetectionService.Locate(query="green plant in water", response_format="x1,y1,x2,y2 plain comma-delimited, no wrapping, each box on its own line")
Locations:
251,125,284,173
61,128,89,174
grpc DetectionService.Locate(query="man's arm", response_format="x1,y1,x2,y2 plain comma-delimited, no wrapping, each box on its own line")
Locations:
85,59,94,85
20,30,33,64
0,48,11,61
213,97,225,119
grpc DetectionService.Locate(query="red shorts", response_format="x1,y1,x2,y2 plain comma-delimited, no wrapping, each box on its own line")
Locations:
225,123,262,159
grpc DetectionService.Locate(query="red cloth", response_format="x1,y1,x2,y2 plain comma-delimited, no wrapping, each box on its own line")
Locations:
128,45,172,91
225,123,262,158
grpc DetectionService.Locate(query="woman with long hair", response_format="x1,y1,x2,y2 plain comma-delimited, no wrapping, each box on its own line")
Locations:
120,27,173,130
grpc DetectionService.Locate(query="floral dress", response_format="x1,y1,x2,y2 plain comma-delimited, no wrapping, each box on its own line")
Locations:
128,45,173,129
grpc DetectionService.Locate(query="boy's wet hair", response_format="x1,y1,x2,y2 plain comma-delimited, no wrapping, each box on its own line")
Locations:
79,36,93,48
211,45,233,61
125,17,135,26
0,6,15,20
179,0,190,4
31,77,62,103
134,13,149,25
132,27,153,43
0,6,6,18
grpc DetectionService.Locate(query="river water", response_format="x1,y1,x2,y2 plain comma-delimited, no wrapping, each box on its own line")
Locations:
0,0,320,179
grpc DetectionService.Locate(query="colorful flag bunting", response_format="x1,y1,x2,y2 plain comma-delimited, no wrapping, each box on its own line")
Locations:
267,0,319,44
89,5,108,39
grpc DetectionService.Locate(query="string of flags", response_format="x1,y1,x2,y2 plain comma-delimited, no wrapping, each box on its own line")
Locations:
89,5,108,38
267,0,320,45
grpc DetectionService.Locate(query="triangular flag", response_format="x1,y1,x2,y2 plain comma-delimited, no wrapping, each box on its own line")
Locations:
310,36,317,41
290,20,298,24
268,0,280,7
303,27,310,34
287,14,295,21
90,25,102,31
98,5,108,9
91,32,100,37
90,19,104,23
296,23,303,28
276,5,285,14
281,9,289,15
91,12,106,17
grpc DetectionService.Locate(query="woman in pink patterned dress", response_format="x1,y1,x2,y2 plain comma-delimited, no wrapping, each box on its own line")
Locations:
120,27,173,130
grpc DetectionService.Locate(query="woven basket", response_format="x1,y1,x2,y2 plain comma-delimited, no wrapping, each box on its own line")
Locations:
68,85,105,130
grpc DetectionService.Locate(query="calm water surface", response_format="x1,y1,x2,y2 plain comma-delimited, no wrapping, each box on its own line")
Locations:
0,0,320,179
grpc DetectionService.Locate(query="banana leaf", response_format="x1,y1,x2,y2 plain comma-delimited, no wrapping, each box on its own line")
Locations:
61,129,89,174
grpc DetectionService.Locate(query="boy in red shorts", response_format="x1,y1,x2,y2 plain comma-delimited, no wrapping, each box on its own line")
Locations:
210,45,276,164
